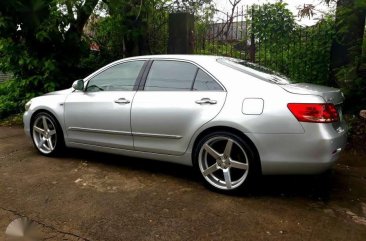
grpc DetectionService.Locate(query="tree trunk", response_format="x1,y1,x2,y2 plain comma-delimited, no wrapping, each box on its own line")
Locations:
167,13,195,54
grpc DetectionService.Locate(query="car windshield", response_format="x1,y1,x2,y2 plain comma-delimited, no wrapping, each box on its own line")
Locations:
217,57,293,85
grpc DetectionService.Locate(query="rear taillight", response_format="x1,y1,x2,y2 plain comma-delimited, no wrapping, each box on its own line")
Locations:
287,103,339,123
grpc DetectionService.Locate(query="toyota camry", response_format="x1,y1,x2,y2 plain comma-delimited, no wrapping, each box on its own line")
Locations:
23,55,347,192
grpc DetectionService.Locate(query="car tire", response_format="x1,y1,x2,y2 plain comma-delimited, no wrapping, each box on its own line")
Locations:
30,112,65,156
193,131,259,193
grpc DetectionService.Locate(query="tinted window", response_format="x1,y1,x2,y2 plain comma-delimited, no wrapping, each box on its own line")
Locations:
86,61,144,92
144,61,197,91
217,57,292,85
193,69,223,91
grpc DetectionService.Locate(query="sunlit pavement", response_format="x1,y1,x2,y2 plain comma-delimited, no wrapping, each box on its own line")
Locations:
0,126,365,241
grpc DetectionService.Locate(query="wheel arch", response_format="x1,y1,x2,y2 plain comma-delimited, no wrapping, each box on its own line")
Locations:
30,109,66,139
191,125,262,173
31,109,59,126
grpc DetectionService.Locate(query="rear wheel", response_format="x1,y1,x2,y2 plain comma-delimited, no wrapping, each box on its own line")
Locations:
31,112,64,156
194,131,258,193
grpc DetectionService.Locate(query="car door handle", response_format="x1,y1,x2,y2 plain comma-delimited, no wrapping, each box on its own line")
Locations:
195,98,217,105
114,98,130,104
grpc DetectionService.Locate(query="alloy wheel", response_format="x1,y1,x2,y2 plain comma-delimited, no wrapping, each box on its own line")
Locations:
198,136,249,190
32,115,57,154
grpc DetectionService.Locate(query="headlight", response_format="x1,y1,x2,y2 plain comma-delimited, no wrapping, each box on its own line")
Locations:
25,100,32,111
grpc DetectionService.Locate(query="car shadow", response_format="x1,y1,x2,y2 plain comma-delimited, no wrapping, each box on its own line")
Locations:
59,148,335,201
250,173,334,201
60,147,199,182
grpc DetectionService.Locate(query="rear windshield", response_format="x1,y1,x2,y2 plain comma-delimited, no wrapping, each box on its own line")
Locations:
217,57,292,85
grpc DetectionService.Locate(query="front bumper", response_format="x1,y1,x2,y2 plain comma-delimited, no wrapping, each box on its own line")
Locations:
23,111,32,141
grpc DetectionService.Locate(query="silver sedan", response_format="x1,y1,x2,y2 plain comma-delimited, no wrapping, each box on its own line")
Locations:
23,55,347,192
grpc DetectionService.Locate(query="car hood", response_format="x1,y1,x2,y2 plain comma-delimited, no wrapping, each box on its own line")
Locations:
43,88,74,96
280,83,344,105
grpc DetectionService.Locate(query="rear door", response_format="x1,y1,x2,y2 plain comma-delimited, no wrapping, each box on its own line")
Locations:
131,60,227,155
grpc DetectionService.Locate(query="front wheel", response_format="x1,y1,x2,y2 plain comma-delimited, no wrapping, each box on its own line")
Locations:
194,131,258,193
31,112,64,156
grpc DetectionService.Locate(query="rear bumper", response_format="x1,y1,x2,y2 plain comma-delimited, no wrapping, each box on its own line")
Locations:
250,121,347,175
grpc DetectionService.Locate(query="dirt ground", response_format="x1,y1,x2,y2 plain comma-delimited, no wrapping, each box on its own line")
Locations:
0,126,366,241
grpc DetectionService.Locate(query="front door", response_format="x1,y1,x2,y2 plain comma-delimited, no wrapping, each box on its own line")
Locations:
65,60,146,149
131,60,226,155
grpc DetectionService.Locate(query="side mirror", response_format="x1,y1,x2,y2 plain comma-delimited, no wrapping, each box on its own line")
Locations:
72,79,84,91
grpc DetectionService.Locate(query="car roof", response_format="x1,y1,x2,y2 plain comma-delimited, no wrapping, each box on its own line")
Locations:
124,54,220,63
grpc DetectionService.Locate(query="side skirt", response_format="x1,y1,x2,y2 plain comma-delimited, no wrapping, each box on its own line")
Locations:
65,141,193,166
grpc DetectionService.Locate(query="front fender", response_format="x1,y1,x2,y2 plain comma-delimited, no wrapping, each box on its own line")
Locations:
23,94,68,140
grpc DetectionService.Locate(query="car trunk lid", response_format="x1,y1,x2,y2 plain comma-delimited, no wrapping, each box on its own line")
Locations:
280,83,344,105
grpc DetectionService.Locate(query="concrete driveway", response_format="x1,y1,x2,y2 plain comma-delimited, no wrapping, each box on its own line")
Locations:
0,126,365,241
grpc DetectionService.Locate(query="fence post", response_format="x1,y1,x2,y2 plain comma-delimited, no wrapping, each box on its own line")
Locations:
249,6,256,62
168,12,194,54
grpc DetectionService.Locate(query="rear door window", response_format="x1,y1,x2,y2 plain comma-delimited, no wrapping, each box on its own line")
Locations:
144,61,197,91
193,69,223,91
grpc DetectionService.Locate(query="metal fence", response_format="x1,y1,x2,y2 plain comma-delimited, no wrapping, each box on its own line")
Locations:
195,6,251,60
194,6,334,84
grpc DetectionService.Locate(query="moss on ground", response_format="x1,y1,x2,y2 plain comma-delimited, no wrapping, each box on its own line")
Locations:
0,113,23,126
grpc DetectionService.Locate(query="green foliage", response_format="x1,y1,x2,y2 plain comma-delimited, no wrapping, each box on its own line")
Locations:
250,4,335,86
0,0,363,119
196,3,335,86
335,65,366,112
0,113,23,126
0,0,215,119
92,0,214,59
329,0,366,112
251,2,295,43
195,41,244,58
0,0,98,118
90,0,154,60
195,1,366,113
169,0,213,13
